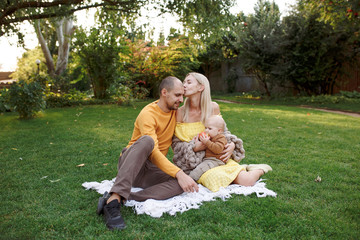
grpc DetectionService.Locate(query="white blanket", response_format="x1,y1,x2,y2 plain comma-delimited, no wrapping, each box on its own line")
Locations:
82,178,277,218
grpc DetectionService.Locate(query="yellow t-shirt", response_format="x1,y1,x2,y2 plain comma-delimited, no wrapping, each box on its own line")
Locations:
174,121,205,142
127,100,180,177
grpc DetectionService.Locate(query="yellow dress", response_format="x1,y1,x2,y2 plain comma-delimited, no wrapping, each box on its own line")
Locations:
175,122,246,192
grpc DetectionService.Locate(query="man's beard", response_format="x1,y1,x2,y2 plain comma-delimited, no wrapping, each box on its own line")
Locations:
168,101,181,110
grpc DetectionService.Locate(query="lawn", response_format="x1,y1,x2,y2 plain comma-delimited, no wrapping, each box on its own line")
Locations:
212,93,360,113
1,100,359,239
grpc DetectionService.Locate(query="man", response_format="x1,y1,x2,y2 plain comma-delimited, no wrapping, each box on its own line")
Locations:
96,76,199,230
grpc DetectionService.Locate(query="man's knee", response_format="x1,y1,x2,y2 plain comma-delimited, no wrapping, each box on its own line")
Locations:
137,135,155,152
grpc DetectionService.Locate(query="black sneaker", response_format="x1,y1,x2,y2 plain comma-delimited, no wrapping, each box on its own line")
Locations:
96,191,110,215
103,199,126,230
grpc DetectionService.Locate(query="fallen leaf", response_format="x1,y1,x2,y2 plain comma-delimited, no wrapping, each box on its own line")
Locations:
103,163,108,166
77,163,85,167
318,132,322,135
50,142,53,145
12,148,18,151
277,127,282,129
307,113,311,116
315,176,322,182
50,179,61,183
19,157,23,160
41,176,48,179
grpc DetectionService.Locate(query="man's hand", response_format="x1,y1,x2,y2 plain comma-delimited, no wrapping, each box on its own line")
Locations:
219,142,235,163
176,170,199,193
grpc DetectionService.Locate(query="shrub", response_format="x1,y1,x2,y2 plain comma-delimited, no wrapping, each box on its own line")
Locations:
6,79,46,119
339,90,360,99
0,88,11,112
107,81,149,106
45,89,89,108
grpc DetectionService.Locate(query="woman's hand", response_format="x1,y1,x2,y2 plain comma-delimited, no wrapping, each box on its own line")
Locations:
220,142,235,163
192,134,206,152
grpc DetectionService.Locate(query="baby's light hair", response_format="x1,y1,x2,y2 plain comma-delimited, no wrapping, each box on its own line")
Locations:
207,115,225,131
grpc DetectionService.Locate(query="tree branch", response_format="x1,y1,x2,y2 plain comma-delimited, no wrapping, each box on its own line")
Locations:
0,0,83,22
1,0,144,25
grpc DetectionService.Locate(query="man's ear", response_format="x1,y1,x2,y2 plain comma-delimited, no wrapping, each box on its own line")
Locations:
160,88,167,97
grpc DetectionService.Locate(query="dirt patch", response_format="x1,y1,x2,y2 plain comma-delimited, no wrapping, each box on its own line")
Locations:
299,107,360,118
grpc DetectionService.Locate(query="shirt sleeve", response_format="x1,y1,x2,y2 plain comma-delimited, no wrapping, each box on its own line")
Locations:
137,112,180,178
205,135,227,154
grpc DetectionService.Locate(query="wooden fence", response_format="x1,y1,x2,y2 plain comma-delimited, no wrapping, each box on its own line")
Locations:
333,63,360,93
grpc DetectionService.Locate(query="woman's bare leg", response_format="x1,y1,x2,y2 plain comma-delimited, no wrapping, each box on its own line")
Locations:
232,169,264,186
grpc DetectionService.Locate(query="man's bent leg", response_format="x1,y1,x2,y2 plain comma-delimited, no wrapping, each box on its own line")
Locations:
110,135,155,200
129,161,183,202
100,136,154,230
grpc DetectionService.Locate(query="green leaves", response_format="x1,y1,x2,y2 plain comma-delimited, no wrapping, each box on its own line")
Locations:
5,77,46,119
236,0,281,96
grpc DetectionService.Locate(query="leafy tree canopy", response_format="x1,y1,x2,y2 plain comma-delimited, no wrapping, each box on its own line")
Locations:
0,0,148,45
160,0,236,45
298,0,360,31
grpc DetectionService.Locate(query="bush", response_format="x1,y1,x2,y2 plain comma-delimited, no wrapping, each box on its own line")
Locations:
339,90,360,99
45,89,122,108
45,89,90,108
107,81,149,106
0,88,11,112
6,79,46,119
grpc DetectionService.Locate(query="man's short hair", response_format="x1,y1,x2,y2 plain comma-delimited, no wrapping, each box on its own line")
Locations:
159,76,180,94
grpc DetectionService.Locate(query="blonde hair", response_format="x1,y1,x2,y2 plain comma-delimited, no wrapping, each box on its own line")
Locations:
207,115,225,131
183,72,212,124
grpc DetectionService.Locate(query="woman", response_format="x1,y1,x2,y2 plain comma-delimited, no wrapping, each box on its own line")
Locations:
172,72,272,192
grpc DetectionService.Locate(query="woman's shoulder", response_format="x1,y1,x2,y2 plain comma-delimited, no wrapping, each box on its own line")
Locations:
211,101,220,115
176,106,184,122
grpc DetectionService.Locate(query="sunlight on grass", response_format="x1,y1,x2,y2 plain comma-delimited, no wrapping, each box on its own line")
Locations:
1,101,359,239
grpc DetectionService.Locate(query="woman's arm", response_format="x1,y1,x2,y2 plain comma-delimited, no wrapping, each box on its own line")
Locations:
221,128,245,163
212,102,220,115
219,142,235,162
212,101,244,162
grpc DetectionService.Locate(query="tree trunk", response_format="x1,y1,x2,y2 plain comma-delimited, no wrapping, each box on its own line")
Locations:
55,18,75,75
255,71,271,97
34,17,75,77
35,20,55,76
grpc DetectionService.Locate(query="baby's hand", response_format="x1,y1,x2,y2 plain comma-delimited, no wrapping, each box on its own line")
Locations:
199,132,210,144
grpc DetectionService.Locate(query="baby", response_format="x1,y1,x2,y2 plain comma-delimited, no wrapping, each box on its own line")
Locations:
189,115,227,181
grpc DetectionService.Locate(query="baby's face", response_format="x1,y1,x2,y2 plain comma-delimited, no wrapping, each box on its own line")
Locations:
204,119,222,138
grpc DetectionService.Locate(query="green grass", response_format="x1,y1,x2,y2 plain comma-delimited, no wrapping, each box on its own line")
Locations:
1,101,359,239
212,93,360,113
